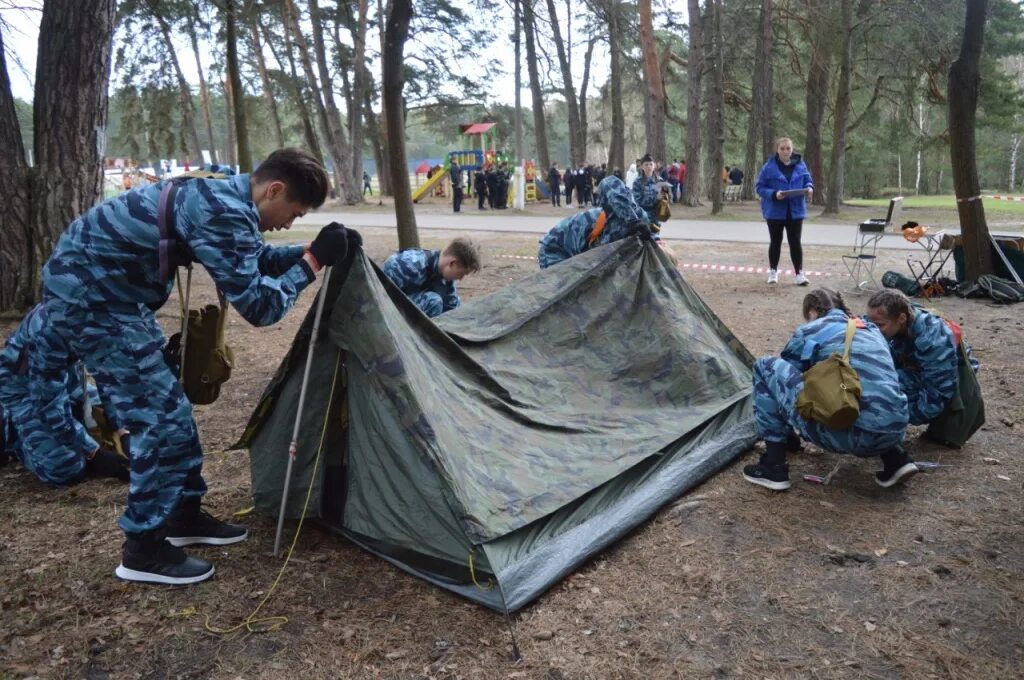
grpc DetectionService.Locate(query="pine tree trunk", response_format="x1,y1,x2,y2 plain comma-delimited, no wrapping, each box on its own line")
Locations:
187,4,217,163
0,0,115,313
365,91,389,196
375,0,391,195
545,0,584,164
607,3,625,175
383,0,418,249
804,3,830,207
0,28,33,311
706,0,725,214
579,36,595,157
742,0,772,201
350,0,370,189
682,0,704,207
225,0,251,171
523,0,550,171
949,0,993,280
271,18,322,161
308,0,359,203
513,0,524,163
639,0,666,163
825,0,853,215
148,1,202,162
250,22,285,149
223,75,237,166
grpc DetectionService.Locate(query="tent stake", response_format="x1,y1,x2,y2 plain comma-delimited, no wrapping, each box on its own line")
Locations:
274,265,333,558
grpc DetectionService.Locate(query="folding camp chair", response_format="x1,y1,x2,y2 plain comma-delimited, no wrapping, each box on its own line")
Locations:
842,197,903,291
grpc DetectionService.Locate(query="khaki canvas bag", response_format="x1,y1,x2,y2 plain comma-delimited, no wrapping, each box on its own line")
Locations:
180,292,234,405
795,318,862,430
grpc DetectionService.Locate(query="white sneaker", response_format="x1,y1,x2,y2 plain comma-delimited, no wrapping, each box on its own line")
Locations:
767,269,779,284
795,272,810,286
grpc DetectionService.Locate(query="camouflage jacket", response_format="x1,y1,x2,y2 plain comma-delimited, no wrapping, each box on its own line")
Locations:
42,171,312,326
382,249,459,312
538,176,652,269
631,174,661,219
888,310,961,425
780,309,908,436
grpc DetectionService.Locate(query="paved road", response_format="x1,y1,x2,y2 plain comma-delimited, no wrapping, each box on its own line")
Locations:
294,209,942,251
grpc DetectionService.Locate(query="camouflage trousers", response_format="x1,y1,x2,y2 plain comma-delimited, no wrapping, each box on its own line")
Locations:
410,291,444,318
27,300,206,533
753,357,903,458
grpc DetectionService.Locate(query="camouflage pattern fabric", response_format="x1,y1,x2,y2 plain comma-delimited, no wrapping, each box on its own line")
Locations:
537,176,652,269
754,309,908,456
329,239,754,541
0,307,103,485
42,169,312,325
382,249,458,317
23,300,206,533
632,174,661,222
887,310,960,426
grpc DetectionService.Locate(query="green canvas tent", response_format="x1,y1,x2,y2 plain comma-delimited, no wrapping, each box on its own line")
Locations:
239,238,757,612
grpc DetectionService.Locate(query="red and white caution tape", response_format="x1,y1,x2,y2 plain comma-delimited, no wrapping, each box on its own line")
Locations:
495,254,832,277
984,194,1024,202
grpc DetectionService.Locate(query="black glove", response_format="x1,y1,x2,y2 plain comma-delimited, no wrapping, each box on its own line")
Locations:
309,222,350,268
628,219,653,242
86,448,130,482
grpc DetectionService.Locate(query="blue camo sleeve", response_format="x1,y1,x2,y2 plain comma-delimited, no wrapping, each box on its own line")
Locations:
185,202,312,327
908,314,959,423
779,328,810,372
632,176,659,211
258,243,306,277
382,250,431,295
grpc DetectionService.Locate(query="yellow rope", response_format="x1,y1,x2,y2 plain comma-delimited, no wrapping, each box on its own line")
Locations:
178,351,342,635
467,548,494,591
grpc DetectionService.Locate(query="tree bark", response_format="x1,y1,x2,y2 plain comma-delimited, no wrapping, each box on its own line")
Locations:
545,0,584,164
383,0,418,248
375,0,391,195
706,0,725,214
579,36,596,158
948,0,993,279
804,1,830,207
742,0,772,201
513,0,524,163
0,27,32,311
682,0,704,206
147,0,202,162
308,0,359,203
825,0,853,215
0,0,115,313
350,0,370,189
187,1,217,163
523,0,550,171
271,17,322,161
223,73,237,166
607,2,625,175
639,0,666,163
250,22,285,149
365,90,389,196
225,0,251,170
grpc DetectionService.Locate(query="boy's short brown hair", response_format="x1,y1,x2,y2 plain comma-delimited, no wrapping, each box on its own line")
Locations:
443,237,482,273
252,147,330,208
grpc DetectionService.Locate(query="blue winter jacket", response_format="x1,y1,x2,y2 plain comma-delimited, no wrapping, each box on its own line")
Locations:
755,153,814,220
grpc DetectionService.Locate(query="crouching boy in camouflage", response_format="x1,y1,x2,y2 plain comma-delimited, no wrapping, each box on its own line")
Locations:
20,148,358,585
383,238,482,317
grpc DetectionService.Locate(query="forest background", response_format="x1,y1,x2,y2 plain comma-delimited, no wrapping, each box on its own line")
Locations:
1,0,1022,312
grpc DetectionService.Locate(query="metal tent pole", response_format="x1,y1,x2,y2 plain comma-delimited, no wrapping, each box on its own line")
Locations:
273,265,333,557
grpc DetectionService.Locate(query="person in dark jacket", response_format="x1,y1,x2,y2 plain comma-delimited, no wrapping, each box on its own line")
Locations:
755,137,814,286
474,169,488,210
485,167,499,209
548,163,561,207
564,162,575,207
449,158,463,213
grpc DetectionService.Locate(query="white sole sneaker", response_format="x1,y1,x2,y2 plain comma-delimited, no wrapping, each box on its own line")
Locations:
875,462,919,488
742,472,791,491
166,530,248,548
114,563,215,585
767,270,779,284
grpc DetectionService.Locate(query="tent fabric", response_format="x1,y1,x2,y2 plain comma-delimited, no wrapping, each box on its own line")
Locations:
241,238,758,611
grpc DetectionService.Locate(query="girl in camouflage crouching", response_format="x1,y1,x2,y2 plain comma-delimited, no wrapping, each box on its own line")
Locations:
745,288,914,491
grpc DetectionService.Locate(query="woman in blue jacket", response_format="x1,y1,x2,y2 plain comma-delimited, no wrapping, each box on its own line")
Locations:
755,137,814,286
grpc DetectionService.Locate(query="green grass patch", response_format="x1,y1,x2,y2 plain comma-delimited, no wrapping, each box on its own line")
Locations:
847,194,1024,214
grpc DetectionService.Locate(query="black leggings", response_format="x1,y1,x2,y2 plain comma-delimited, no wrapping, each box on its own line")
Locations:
767,219,803,272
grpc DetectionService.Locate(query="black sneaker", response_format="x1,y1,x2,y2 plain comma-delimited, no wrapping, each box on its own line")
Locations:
743,462,791,491
115,532,215,585
786,430,804,453
166,497,247,547
875,449,919,488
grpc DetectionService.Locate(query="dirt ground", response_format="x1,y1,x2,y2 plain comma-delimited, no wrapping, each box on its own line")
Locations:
1,226,1022,680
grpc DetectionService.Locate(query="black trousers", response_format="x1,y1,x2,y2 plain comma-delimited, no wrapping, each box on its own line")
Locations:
453,186,463,212
767,219,803,271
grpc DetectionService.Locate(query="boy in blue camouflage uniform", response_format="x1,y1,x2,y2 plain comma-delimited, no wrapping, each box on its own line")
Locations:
383,237,482,317
0,306,128,485
866,289,980,427
745,288,913,491
14,148,357,585
631,153,662,222
538,175,653,269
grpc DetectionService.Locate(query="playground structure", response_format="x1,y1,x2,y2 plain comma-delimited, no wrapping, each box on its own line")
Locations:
411,122,527,204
